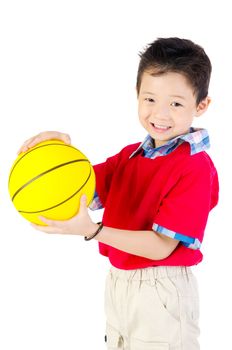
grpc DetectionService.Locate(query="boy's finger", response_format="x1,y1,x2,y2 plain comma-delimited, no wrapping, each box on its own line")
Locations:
18,133,71,154
17,137,40,154
31,223,62,234
59,133,71,144
78,194,88,212
38,216,59,226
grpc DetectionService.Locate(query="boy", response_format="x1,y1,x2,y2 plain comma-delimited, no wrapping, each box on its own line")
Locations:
19,37,219,349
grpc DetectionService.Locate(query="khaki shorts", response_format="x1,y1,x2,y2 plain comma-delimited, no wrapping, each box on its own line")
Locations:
104,266,200,350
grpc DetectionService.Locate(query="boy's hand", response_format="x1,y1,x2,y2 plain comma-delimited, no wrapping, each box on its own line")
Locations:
31,195,98,237
18,131,71,154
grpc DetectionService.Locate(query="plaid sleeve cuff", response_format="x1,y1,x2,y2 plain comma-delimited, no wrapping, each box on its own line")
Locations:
152,223,201,250
89,191,104,210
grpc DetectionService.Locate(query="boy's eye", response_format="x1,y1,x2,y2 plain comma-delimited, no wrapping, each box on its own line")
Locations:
171,102,183,107
145,98,155,103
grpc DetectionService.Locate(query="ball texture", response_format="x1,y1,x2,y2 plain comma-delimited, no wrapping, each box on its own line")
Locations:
8,140,95,225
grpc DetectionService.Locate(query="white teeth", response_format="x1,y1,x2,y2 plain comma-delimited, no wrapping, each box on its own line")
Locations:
153,124,170,129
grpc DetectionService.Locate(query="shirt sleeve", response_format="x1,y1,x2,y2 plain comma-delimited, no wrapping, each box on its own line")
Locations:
153,153,219,250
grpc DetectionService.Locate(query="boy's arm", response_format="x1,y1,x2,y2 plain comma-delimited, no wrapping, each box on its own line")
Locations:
18,133,179,260
34,194,179,261
95,226,179,260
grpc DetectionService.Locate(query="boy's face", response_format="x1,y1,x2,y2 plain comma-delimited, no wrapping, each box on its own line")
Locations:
138,71,210,147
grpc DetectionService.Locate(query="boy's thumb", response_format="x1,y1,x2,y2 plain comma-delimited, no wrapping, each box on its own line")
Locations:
80,194,87,209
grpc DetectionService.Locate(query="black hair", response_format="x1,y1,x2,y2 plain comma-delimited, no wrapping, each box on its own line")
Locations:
136,37,212,104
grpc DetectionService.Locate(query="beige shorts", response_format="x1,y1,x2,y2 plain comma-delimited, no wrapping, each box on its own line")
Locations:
104,266,200,350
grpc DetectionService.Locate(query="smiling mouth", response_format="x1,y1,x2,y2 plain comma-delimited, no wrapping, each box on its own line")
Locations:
151,123,171,131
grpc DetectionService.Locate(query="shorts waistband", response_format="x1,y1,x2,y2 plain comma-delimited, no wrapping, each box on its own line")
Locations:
110,266,192,281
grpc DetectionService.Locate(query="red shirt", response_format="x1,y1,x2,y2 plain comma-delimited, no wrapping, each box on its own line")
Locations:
93,141,219,270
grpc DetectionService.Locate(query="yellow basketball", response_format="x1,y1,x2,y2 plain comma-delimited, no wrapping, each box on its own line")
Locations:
8,140,96,225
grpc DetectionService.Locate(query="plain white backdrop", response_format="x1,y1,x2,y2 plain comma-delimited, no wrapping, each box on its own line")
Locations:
0,0,230,349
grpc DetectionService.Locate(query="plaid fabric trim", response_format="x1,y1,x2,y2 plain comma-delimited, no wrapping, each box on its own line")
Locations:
129,128,210,159
89,191,103,210
153,223,201,250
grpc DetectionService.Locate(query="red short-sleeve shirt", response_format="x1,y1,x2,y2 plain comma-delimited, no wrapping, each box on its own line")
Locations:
93,135,219,270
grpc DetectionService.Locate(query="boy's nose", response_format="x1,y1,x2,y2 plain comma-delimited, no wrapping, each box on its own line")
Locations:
152,105,170,119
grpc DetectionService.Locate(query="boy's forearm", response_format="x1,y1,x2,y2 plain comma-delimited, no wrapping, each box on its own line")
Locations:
94,226,179,260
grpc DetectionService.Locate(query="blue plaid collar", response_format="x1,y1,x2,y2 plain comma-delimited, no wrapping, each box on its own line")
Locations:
129,128,210,159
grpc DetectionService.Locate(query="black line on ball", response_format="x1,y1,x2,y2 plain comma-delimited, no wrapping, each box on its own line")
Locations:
11,159,89,202
18,166,93,214
8,142,81,185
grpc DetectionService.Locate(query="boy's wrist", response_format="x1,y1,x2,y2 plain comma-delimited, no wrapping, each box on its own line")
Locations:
84,222,103,241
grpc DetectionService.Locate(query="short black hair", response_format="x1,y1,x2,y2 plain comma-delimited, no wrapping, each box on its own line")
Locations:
136,37,212,104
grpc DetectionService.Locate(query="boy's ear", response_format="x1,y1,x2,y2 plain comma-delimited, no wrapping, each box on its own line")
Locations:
196,96,211,117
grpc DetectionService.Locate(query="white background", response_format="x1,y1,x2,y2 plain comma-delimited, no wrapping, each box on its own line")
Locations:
0,0,230,349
